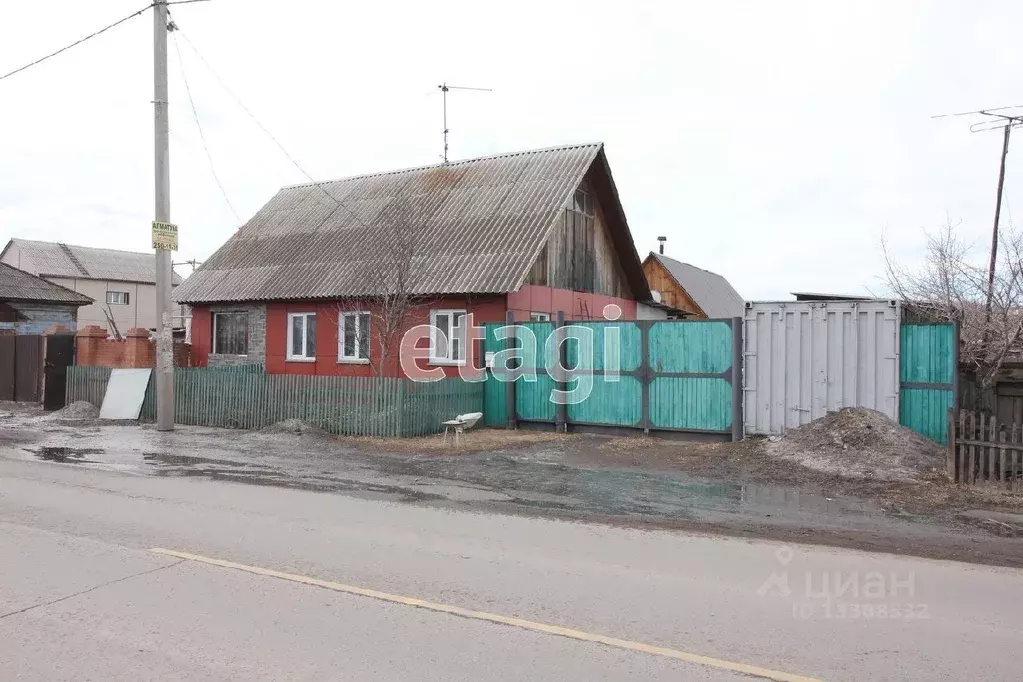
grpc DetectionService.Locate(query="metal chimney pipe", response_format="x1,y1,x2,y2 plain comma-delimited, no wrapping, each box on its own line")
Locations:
657,236,666,255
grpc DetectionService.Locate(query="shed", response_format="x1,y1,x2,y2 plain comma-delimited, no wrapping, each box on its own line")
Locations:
0,262,93,334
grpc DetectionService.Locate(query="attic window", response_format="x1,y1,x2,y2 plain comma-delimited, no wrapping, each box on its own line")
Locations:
572,189,594,217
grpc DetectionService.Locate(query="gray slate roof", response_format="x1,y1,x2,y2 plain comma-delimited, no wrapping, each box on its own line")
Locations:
2,239,183,285
0,262,93,305
648,252,745,318
174,143,647,304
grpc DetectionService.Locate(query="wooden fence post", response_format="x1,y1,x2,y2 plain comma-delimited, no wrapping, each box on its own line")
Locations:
947,408,956,481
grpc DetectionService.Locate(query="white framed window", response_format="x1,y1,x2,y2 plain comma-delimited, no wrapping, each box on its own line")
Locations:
106,291,129,305
529,312,550,322
213,311,248,355
429,309,466,365
287,312,316,361
338,311,371,362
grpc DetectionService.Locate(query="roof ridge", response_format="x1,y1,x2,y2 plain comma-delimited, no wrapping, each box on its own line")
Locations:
13,238,157,258
652,251,725,277
281,141,604,190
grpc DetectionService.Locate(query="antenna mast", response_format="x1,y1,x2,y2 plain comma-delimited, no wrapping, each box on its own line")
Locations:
437,82,492,163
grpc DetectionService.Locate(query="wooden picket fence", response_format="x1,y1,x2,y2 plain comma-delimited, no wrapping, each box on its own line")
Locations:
66,366,483,438
947,408,1023,488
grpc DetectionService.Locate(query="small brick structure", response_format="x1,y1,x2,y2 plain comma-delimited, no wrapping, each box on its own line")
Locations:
75,325,193,369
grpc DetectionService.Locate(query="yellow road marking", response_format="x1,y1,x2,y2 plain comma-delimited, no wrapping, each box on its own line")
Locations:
151,547,821,682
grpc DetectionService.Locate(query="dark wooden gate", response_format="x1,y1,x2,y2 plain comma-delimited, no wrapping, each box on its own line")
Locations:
14,335,42,402
0,336,15,401
43,333,75,411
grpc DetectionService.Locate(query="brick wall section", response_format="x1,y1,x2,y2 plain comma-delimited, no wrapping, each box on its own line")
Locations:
75,325,193,368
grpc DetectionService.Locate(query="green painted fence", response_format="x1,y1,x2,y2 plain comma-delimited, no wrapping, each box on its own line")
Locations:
899,323,957,444
484,318,742,438
66,366,483,437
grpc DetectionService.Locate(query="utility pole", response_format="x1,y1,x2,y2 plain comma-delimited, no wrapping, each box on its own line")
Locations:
985,123,1012,324
154,0,174,431
932,105,1023,335
437,82,491,163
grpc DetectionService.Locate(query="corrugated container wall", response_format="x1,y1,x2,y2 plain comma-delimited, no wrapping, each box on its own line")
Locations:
743,300,900,435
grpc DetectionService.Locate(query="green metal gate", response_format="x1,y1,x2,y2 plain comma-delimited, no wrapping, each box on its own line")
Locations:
484,318,742,438
899,323,957,444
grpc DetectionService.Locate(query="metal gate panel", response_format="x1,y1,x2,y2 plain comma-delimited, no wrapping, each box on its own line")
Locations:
899,323,956,444
743,300,900,435
0,336,14,401
483,317,741,438
43,333,75,411
14,335,41,402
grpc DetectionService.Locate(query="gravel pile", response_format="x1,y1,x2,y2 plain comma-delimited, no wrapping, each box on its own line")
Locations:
42,401,100,421
765,408,944,482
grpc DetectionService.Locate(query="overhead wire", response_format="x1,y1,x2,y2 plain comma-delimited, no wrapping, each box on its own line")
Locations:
174,28,374,232
0,3,154,82
171,32,241,224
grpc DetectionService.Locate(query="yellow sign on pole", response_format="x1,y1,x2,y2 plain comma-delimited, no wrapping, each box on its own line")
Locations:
152,221,178,251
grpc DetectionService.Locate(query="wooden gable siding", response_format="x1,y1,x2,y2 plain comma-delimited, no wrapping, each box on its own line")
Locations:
526,180,631,298
643,257,705,318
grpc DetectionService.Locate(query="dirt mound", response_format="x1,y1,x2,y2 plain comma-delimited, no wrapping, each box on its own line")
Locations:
42,401,100,421
262,419,325,435
765,408,944,482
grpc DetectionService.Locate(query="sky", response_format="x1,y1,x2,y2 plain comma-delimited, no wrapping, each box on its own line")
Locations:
2,0,1022,300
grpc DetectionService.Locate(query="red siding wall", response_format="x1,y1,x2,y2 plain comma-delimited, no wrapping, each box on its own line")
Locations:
506,285,638,321
189,285,640,378
264,296,506,378
190,307,212,367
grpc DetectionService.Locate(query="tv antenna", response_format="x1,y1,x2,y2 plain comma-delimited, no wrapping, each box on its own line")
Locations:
437,82,492,163
933,104,1023,331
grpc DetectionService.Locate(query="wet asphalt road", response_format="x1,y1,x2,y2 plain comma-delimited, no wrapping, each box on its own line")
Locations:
2,423,1023,680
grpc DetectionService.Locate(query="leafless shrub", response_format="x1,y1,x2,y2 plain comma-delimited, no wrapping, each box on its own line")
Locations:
883,220,1023,395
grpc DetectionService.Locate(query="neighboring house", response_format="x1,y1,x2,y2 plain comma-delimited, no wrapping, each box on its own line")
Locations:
0,262,92,334
642,251,744,319
174,142,653,376
0,239,185,336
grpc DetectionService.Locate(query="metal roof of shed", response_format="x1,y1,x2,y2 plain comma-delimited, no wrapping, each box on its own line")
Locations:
647,252,745,319
0,262,93,305
174,143,650,304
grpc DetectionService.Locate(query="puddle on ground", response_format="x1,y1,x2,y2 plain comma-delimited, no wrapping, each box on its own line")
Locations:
15,440,891,530
27,446,105,464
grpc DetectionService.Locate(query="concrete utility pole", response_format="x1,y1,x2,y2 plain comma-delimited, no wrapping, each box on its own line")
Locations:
154,0,174,431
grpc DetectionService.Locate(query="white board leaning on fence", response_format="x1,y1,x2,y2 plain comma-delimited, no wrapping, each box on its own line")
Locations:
743,299,900,436
99,369,152,420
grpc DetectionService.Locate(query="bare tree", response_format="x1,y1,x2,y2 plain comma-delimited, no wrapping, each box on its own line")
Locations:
883,220,1023,398
332,196,425,376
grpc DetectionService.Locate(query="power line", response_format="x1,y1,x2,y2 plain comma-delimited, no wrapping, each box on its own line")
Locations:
172,33,241,224
175,29,372,231
0,4,154,82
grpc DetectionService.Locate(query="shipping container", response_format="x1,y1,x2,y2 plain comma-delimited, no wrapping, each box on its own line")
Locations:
743,299,900,435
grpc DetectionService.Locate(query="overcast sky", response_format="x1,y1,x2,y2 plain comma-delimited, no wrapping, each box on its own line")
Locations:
2,0,1022,300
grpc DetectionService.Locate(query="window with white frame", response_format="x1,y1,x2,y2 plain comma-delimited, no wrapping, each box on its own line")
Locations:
430,309,466,364
106,291,129,305
338,311,371,362
287,312,316,361
213,311,249,355
529,312,550,322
